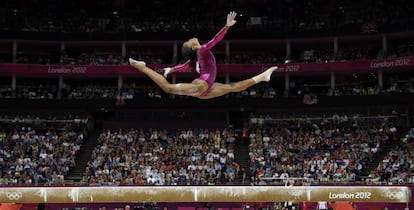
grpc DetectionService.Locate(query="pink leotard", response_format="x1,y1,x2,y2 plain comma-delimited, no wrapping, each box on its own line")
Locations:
172,26,228,96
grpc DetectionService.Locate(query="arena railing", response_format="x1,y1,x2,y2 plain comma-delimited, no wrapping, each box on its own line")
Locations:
0,56,413,76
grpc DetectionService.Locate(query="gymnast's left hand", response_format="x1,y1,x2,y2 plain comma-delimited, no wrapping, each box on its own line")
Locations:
163,67,173,78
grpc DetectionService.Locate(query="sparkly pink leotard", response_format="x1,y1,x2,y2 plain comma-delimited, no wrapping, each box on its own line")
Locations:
172,26,228,96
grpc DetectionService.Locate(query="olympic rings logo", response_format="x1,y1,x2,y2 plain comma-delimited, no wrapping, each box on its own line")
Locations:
6,192,22,200
385,191,404,200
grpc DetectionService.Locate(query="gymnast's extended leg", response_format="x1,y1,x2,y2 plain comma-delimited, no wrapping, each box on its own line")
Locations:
198,66,278,99
129,58,208,97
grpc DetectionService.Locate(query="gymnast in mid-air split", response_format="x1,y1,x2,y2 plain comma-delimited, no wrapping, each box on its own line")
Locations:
129,11,278,99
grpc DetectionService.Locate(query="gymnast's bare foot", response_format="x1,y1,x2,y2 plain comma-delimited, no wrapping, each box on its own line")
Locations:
129,58,146,70
253,66,278,83
262,66,278,82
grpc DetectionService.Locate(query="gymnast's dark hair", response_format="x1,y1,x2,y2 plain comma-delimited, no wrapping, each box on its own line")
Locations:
181,45,197,68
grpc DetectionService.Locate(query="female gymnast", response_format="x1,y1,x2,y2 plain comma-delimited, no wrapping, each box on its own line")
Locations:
129,11,277,99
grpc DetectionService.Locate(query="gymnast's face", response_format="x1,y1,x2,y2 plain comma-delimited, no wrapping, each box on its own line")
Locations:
184,38,201,51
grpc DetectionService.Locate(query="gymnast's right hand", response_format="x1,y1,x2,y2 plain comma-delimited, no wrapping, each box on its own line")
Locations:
163,67,173,78
226,11,237,27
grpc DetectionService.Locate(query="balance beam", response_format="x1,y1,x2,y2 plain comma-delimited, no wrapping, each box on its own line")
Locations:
0,186,410,203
